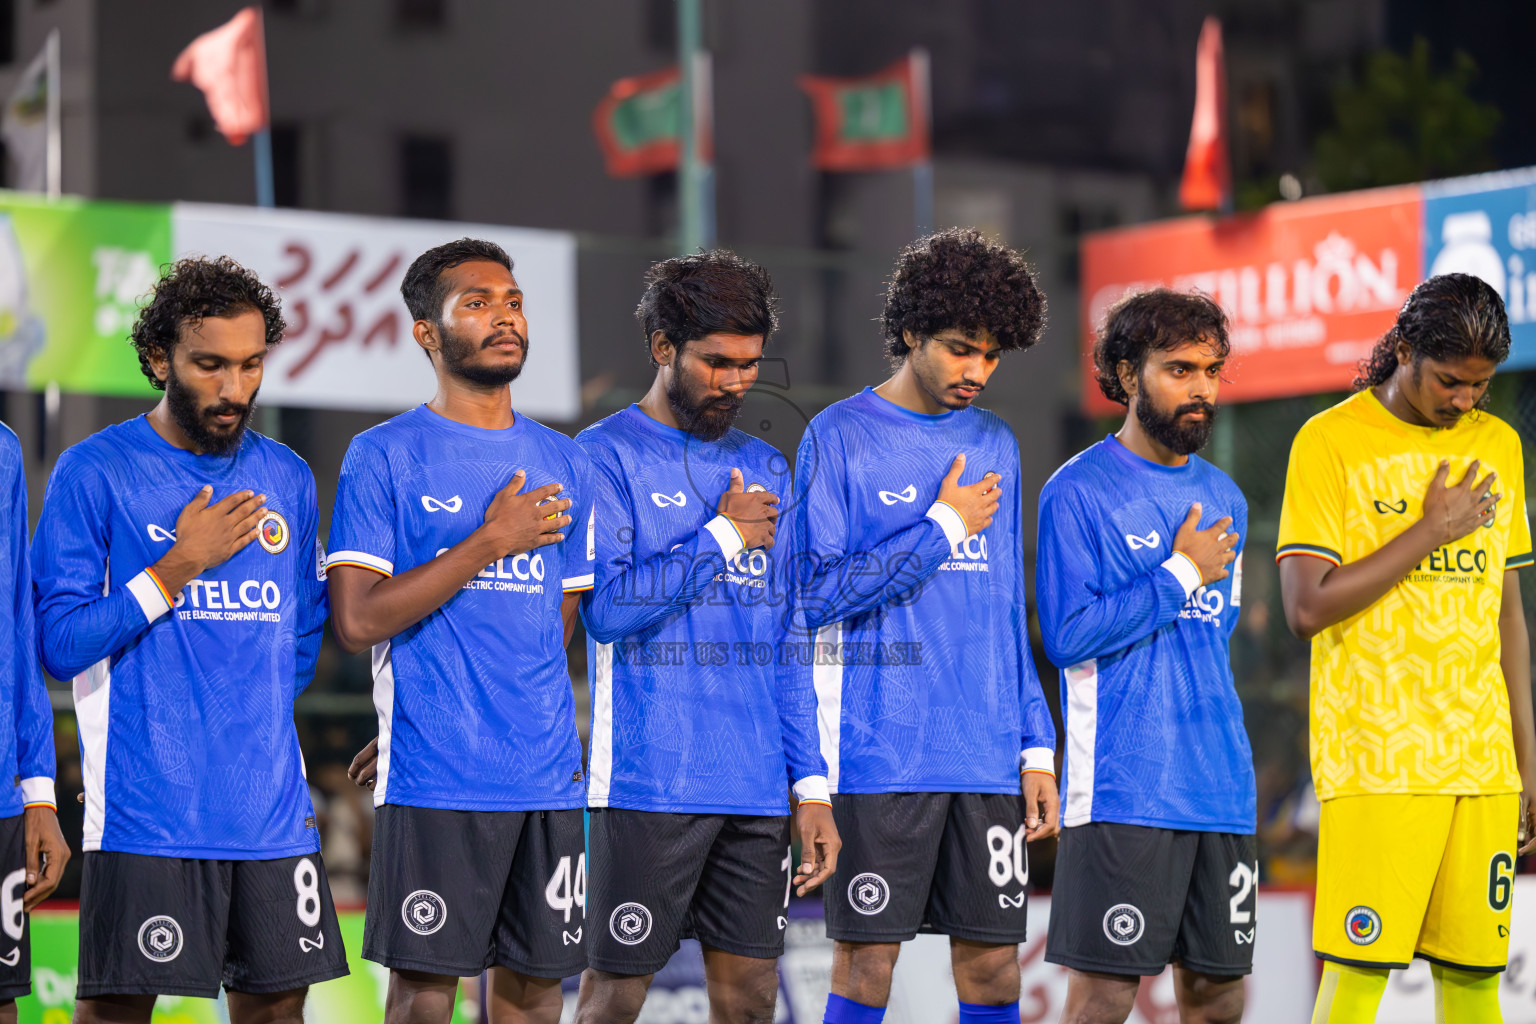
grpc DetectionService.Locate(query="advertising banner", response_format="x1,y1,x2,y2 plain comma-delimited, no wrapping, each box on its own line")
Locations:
0,192,581,421
1081,163,1536,412
1081,186,1421,415
1422,168,1536,369
0,191,170,396
20,911,476,1023
173,204,580,420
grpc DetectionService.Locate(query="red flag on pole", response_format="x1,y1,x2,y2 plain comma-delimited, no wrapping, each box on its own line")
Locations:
172,6,269,146
799,54,930,172
1179,17,1231,212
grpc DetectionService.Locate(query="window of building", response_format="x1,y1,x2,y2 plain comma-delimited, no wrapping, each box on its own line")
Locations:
400,135,452,220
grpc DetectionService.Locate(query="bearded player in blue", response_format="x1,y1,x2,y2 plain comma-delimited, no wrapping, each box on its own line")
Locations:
793,229,1059,1024
327,239,592,1024
572,252,839,1024
31,258,347,1023
1036,290,1254,1024
0,421,69,1020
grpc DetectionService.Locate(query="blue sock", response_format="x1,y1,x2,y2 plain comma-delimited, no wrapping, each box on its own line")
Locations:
958,1000,1020,1024
824,992,887,1024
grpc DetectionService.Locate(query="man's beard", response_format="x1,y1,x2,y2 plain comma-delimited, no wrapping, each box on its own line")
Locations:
166,363,255,456
441,321,526,387
1136,389,1216,455
667,370,743,442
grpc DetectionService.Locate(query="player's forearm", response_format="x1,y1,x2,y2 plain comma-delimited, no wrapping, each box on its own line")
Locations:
583,533,727,643
1280,519,1441,639
794,521,952,629
36,588,158,680
1499,575,1536,785
1038,567,1190,668
329,533,502,653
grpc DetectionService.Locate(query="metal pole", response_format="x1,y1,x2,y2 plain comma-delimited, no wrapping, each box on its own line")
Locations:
677,0,713,253
44,28,60,199
253,127,275,208
910,47,932,237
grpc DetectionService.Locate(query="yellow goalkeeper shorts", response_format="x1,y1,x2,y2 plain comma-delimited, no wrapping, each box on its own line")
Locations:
1314,793,1518,972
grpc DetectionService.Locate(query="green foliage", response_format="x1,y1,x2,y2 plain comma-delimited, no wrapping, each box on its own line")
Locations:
1313,37,1501,192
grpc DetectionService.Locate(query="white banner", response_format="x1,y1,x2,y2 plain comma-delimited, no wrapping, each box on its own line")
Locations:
781,892,1316,1024
172,204,580,420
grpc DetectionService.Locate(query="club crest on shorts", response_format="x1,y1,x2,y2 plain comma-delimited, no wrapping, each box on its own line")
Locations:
1345,906,1381,945
257,510,290,555
1102,904,1145,946
402,889,447,935
609,902,653,945
137,915,184,962
847,872,891,916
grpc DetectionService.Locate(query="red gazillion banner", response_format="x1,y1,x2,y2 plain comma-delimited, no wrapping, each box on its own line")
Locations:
1080,185,1422,414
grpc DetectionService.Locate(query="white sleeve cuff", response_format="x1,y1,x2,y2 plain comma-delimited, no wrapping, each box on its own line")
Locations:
1161,552,1202,597
925,501,968,548
793,775,832,804
20,777,55,808
1021,748,1056,775
325,549,395,577
562,573,594,592
125,570,173,624
703,515,746,561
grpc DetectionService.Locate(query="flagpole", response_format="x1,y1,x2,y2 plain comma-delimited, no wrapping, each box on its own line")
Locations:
677,0,714,253
44,28,60,199
910,47,933,237
253,127,274,207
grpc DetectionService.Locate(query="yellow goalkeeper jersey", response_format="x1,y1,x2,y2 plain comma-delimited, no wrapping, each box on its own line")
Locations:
1277,389,1533,800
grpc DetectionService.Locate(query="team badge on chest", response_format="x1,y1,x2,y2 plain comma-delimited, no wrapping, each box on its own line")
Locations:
257,510,290,555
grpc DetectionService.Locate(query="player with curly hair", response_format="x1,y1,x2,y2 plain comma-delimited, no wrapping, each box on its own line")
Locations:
31,256,348,1022
1280,274,1534,1023
1036,288,1253,1023
790,229,1058,1024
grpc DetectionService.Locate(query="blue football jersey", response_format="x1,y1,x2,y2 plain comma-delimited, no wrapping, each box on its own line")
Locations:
31,416,326,858
577,405,826,816
0,423,56,818
791,388,1056,795
1036,435,1255,833
326,404,593,812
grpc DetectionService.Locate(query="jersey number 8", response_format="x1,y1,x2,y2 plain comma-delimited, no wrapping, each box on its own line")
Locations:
986,825,1028,888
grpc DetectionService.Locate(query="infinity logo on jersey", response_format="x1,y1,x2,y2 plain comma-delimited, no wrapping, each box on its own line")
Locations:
1346,906,1381,945
878,485,917,505
420,494,463,513
651,491,687,507
137,915,185,962
146,523,176,543
1102,904,1145,946
1373,499,1408,515
257,510,290,555
609,902,653,945
402,890,447,935
1125,532,1160,550
847,872,891,916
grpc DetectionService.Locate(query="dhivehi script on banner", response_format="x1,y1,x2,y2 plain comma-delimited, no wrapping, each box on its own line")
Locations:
0,191,580,420
173,203,580,420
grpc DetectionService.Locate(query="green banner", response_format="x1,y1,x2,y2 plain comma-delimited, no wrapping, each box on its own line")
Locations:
0,190,169,397
21,911,476,1023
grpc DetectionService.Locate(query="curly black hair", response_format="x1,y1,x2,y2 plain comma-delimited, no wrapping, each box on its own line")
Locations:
1092,289,1231,407
401,237,513,324
129,256,287,391
635,250,778,367
880,229,1045,362
1353,273,1510,409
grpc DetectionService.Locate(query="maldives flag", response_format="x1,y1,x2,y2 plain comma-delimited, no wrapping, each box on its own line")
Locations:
1179,16,1231,211
799,52,930,172
593,66,713,178
171,6,269,146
